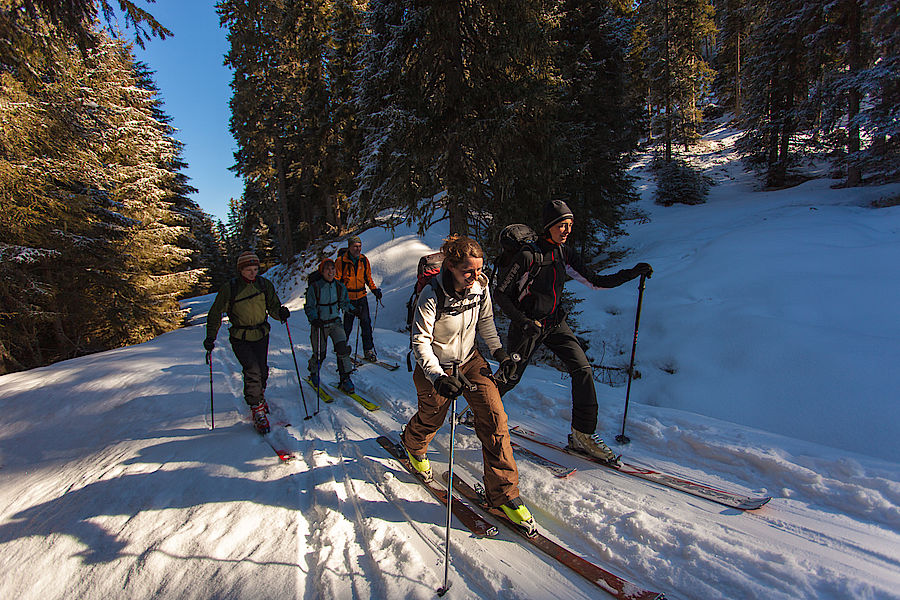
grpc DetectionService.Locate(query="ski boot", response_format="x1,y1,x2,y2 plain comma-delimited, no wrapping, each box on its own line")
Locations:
308,371,320,387
250,402,271,435
500,496,538,538
364,349,377,362
568,428,620,466
403,443,433,483
338,375,355,394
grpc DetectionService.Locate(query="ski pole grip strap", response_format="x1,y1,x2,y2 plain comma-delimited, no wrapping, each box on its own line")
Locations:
456,369,477,392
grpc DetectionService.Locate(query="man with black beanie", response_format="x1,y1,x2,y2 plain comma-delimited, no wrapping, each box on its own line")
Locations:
493,200,653,463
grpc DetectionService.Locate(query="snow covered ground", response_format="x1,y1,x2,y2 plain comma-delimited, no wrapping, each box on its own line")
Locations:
1,127,899,599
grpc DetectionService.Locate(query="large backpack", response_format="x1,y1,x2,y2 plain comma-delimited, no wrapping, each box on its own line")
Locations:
492,224,553,305
226,276,273,335
404,251,482,371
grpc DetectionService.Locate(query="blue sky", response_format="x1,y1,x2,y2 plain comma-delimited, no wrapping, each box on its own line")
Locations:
123,2,242,223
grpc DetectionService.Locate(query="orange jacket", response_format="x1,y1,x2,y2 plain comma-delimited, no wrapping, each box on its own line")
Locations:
335,251,377,300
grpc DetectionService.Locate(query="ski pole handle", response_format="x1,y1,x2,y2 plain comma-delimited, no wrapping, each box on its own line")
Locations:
493,353,521,384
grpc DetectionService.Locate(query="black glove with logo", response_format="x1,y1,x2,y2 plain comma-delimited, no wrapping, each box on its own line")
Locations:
373,288,383,301
520,319,543,338
492,348,518,383
278,306,290,322
203,337,215,352
310,319,324,329
433,375,465,399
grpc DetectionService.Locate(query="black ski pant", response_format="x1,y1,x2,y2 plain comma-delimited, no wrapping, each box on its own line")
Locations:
230,335,269,407
343,296,374,354
498,319,599,435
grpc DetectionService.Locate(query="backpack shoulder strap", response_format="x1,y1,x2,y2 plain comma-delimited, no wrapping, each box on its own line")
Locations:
227,277,238,316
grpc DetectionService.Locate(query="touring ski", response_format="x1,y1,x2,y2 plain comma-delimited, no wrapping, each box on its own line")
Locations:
377,436,498,538
332,382,380,411
510,425,771,510
246,406,300,462
304,378,334,403
444,472,666,600
352,356,400,371
510,441,577,479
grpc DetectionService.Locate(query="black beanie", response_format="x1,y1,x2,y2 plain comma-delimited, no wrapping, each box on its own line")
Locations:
542,200,574,231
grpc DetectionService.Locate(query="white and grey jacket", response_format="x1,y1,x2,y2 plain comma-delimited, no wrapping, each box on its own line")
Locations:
412,269,502,383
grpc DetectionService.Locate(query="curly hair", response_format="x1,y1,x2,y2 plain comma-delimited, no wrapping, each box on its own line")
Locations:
440,234,484,267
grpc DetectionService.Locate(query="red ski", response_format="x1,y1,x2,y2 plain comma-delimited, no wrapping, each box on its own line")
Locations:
445,471,666,600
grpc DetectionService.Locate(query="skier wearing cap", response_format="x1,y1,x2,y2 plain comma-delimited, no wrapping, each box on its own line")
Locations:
305,258,356,393
493,201,653,463
335,236,383,362
204,251,290,434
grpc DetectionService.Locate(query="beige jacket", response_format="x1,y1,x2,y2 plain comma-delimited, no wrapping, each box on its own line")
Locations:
412,269,502,383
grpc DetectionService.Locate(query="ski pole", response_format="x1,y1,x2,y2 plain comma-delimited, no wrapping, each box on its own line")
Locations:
437,359,469,597
354,303,361,362
206,350,215,430
285,321,312,421
315,325,324,415
616,274,646,444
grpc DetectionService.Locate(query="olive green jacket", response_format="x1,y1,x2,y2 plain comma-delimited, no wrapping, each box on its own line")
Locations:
207,276,283,342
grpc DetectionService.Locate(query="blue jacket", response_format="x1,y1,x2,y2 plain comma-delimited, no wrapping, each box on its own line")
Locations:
305,277,351,322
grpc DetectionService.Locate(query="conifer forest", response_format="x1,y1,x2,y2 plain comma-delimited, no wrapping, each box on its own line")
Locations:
1,0,897,374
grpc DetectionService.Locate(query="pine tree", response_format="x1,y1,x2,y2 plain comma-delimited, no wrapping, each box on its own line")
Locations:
551,0,642,258
738,0,819,188
354,0,557,237
861,0,899,180
712,0,752,115
639,0,717,161
1,19,213,373
324,0,366,231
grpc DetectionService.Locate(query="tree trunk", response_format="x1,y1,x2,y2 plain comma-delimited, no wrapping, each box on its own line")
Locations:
272,138,295,260
735,32,742,115
664,0,672,163
845,0,862,186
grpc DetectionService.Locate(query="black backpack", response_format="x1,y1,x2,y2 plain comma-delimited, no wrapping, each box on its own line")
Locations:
492,224,553,305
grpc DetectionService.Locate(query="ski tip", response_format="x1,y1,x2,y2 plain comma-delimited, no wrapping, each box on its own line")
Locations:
555,468,578,479
738,496,773,510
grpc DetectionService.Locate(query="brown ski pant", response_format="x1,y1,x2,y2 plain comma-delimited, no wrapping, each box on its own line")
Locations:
402,353,520,507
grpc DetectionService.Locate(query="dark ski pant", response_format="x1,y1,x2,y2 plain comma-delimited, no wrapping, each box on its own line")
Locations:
230,335,269,407
498,319,599,435
309,319,353,378
343,296,374,354
402,353,520,507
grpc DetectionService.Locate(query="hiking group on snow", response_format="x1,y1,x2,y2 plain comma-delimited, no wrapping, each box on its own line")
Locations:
204,199,652,538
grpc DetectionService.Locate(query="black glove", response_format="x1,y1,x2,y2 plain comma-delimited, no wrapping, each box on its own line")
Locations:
278,306,290,322
433,375,465,399
310,319,324,329
203,337,215,352
631,262,653,279
520,319,543,338
373,288,383,301
493,348,518,382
